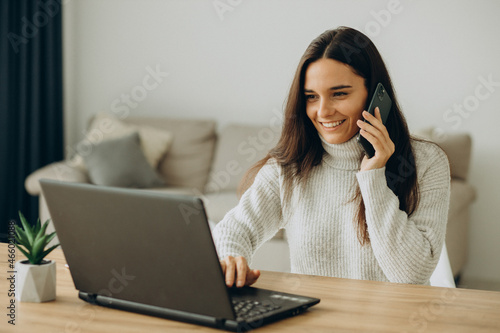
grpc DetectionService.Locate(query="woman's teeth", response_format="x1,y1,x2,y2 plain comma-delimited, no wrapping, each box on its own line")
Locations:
322,120,345,128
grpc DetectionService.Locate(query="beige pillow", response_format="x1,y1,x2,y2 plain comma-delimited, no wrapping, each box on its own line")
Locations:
69,113,173,171
125,117,218,193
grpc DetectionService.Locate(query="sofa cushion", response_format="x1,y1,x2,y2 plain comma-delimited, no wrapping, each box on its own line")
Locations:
205,124,280,193
25,162,90,196
142,186,204,196
203,190,285,239
203,190,240,223
83,132,164,188
412,127,472,181
70,113,174,171
143,187,239,226
124,117,217,193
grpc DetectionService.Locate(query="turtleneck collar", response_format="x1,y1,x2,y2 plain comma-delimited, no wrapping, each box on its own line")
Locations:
319,133,364,170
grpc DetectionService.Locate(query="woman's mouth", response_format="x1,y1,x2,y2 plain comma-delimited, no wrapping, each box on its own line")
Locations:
320,119,345,129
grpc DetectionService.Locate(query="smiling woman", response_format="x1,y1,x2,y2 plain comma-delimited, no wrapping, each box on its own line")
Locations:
304,58,368,145
213,26,451,288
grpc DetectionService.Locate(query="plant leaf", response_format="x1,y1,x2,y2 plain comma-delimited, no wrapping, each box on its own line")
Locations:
31,234,48,259
33,253,44,265
15,244,35,264
14,226,30,248
31,231,45,256
14,225,24,240
38,218,50,239
33,219,48,247
33,217,41,234
18,211,34,245
15,243,29,254
40,243,60,260
44,232,57,245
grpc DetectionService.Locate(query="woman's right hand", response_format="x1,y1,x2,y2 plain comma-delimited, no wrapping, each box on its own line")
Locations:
220,256,260,288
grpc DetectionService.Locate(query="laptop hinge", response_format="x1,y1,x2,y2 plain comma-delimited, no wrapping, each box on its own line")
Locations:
78,291,97,304
91,294,221,328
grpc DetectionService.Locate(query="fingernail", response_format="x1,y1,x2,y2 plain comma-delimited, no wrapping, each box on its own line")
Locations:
237,281,243,287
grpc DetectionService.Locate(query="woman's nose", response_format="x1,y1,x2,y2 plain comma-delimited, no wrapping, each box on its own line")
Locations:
317,99,335,118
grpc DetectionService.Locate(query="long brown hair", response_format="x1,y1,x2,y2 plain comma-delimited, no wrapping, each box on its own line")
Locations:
238,27,419,245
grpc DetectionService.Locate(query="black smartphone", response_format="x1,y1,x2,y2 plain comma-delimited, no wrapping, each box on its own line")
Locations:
357,82,392,158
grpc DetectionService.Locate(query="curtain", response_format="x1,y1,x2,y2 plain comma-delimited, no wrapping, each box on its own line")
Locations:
0,0,63,242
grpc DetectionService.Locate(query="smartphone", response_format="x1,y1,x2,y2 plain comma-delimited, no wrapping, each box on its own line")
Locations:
357,82,392,158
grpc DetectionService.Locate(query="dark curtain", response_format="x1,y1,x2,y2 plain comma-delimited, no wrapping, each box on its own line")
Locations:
0,1,63,242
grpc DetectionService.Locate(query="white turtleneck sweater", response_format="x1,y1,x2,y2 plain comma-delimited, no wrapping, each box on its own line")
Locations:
212,134,450,284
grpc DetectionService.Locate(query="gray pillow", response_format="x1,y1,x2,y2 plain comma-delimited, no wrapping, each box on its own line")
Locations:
83,132,164,188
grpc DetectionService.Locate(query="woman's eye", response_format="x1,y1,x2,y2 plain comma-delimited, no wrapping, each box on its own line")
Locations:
305,95,317,101
333,92,347,97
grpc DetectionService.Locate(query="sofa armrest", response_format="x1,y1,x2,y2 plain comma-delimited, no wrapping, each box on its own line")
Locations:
25,161,90,196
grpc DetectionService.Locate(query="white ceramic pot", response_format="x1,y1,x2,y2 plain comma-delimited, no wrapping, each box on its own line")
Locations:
15,260,56,302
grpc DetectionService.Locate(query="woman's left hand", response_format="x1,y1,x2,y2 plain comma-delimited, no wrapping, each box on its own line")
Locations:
356,107,395,172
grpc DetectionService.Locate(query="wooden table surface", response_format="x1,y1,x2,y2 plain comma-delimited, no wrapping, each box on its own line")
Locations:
1,243,500,332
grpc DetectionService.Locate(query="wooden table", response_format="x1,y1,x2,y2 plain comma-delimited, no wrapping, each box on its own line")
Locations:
1,243,500,332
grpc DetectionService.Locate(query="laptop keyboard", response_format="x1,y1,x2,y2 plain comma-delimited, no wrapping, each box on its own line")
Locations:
232,299,282,321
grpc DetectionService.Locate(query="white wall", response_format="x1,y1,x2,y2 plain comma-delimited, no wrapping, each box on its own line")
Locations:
63,0,500,283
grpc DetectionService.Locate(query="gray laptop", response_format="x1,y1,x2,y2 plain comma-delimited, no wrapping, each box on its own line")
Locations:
40,179,319,331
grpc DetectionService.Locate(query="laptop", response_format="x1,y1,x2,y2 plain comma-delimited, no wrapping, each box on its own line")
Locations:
40,179,320,331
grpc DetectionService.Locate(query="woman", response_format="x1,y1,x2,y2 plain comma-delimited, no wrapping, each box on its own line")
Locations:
213,26,450,288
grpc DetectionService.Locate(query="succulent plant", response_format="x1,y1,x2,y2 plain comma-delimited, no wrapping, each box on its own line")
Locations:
15,211,60,265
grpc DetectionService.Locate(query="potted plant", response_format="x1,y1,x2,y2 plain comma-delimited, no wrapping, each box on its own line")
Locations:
14,211,59,302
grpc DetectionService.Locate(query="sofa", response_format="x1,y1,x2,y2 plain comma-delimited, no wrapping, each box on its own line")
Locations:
25,114,476,279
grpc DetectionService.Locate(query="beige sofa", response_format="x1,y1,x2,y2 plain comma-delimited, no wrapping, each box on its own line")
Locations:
25,116,476,279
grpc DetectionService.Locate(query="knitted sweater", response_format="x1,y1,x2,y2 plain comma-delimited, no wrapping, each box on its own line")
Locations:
212,134,451,284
